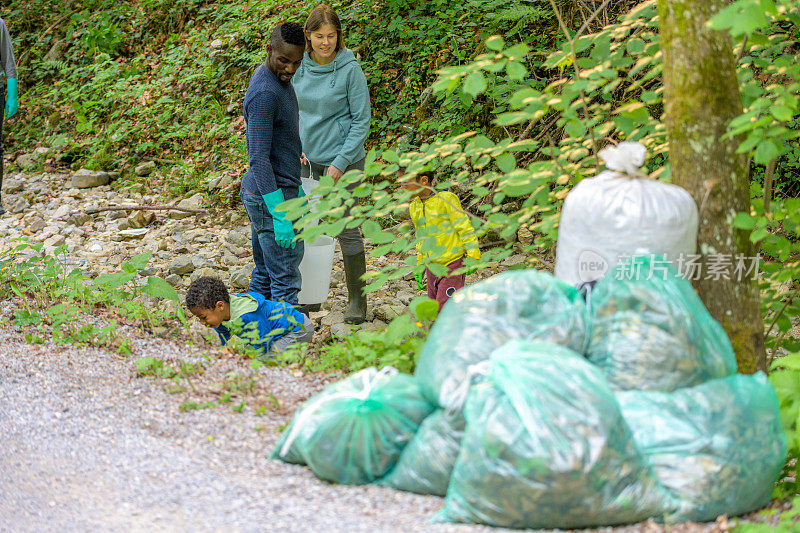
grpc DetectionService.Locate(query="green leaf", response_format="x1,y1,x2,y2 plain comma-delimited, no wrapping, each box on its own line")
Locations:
750,227,768,242
142,276,180,302
410,296,439,321
362,220,395,245
626,38,646,55
505,61,527,80
121,262,137,274
129,252,151,271
382,150,399,163
770,105,794,122
485,35,504,51
495,153,516,173
754,139,780,164
733,212,756,230
462,71,487,98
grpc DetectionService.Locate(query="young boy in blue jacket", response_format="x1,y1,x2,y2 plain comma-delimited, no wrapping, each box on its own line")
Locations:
186,277,313,355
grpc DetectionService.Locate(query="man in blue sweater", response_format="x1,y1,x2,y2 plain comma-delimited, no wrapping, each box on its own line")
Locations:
240,22,306,305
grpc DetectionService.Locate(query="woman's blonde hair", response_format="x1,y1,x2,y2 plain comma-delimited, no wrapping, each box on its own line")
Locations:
304,4,346,54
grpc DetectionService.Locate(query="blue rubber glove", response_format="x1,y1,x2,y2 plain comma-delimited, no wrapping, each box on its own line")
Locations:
262,189,295,249
5,78,18,118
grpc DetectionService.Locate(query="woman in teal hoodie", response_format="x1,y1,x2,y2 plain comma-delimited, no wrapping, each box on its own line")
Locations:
293,4,371,324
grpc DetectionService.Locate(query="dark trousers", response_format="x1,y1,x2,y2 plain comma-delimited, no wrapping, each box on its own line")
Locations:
302,157,365,256
241,190,305,306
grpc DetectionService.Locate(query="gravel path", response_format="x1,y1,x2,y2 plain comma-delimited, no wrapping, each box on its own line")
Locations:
0,325,506,533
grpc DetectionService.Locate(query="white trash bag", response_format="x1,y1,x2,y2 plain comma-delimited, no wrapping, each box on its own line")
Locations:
554,142,698,286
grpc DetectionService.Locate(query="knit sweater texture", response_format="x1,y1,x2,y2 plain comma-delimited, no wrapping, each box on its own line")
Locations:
242,63,301,197
0,18,17,80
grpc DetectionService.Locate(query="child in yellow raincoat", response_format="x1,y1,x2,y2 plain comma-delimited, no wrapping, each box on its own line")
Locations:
400,167,481,308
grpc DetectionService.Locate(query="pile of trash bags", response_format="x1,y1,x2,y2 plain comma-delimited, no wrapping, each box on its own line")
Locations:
271,257,786,529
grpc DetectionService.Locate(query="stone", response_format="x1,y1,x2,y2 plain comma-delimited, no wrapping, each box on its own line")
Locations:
53,205,73,220
330,323,353,337
321,311,345,326
11,197,30,214
517,225,534,247
28,217,46,232
68,213,92,227
117,218,131,231
89,243,103,253
169,193,204,220
44,234,66,248
502,254,527,267
71,169,110,189
15,153,34,169
106,210,127,221
65,188,83,198
33,146,53,158
395,290,418,305
330,268,345,286
118,228,148,240
359,320,387,333
225,226,251,248
165,274,183,287
189,267,218,283
169,257,195,276
210,39,224,49
373,303,406,322
229,268,250,289
2,178,24,194
134,161,156,177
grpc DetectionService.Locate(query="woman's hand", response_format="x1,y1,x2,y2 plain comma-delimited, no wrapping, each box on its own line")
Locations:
327,165,344,183
300,152,309,165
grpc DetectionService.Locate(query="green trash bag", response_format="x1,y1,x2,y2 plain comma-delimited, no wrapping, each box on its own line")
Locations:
587,254,737,391
378,409,465,496
415,269,589,408
617,372,787,522
436,340,675,529
270,367,434,485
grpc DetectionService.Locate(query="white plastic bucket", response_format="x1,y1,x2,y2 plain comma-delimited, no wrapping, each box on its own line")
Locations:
301,177,322,225
298,235,336,305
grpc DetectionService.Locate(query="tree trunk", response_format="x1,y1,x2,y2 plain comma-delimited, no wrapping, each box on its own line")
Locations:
658,0,766,373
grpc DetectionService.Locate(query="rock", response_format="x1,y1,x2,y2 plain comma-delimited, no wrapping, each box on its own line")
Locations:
330,268,345,286
11,197,30,214
373,303,406,322
106,210,127,221
44,234,66,248
53,205,73,220
502,254,527,267
28,217,46,232
189,267,218,282
330,323,353,337
229,268,250,289
321,311,345,326
117,218,131,231
33,147,53,159
226,103,238,115
89,243,103,253
169,257,195,276
225,226,251,248
65,188,83,198
517,225,533,248
71,169,110,189
165,274,183,287
169,193,204,220
2,178,25,194
68,213,92,227
118,228,148,240
359,320,387,333
186,229,212,244
397,290,421,305
134,161,156,177
15,153,35,169
210,39,224,49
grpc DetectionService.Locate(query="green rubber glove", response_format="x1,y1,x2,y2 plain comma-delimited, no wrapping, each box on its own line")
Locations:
414,268,426,291
262,189,295,249
5,78,18,118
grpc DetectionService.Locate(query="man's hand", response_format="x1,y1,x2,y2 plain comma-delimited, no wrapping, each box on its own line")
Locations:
300,152,308,166
262,189,296,249
327,165,344,183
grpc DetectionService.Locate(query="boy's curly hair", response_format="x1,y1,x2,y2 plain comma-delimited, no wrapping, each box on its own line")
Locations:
185,276,230,310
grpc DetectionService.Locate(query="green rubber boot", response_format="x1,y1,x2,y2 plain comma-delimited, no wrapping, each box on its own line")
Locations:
343,251,367,324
